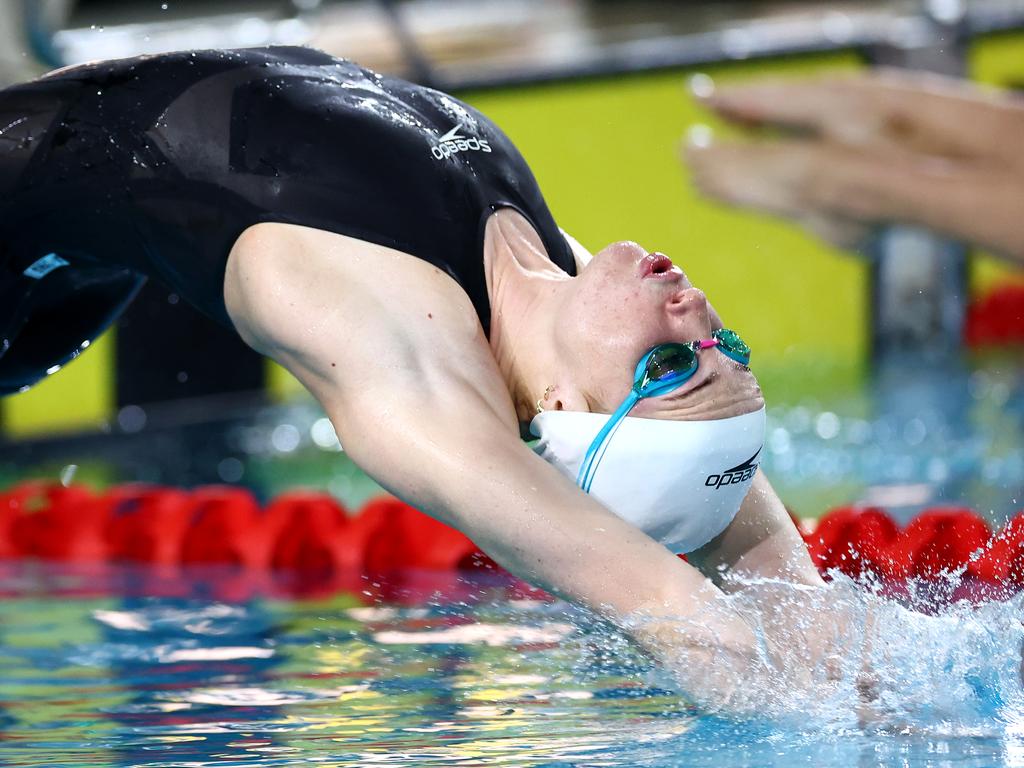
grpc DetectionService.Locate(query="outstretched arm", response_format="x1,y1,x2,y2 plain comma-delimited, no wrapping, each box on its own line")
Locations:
224,221,767,705
331,364,774,707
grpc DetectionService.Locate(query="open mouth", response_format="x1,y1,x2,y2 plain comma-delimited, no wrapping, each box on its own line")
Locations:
639,252,683,280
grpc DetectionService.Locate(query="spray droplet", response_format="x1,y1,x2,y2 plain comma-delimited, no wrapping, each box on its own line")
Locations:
59,464,78,486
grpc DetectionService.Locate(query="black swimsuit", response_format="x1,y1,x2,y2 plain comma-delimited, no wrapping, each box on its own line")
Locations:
0,46,574,394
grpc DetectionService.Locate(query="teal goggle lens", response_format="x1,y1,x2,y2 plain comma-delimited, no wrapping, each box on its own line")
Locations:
713,328,751,366
576,328,750,492
635,343,698,396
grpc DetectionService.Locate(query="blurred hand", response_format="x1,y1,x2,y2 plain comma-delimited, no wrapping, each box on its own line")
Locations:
684,70,1024,264
649,579,884,724
745,580,885,726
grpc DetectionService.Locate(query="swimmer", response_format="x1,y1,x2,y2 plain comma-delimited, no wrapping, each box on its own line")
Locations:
0,47,838,709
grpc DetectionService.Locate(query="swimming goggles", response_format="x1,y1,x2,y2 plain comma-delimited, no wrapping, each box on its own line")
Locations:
576,328,751,491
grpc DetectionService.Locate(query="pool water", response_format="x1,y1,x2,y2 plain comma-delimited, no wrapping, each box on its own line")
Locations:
2,563,1024,767
760,352,1024,523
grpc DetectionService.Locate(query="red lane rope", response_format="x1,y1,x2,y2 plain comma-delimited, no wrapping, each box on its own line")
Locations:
800,505,1024,587
965,283,1024,348
2,481,1022,593
0,481,491,575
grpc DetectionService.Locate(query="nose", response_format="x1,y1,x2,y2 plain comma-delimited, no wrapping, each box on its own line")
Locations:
666,286,707,314
666,287,713,336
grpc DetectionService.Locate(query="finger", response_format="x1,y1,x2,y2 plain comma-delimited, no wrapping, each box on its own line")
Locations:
869,66,1010,106
698,76,855,135
684,139,818,218
685,135,915,222
702,70,930,133
705,71,1024,169
704,74,912,151
684,136,902,251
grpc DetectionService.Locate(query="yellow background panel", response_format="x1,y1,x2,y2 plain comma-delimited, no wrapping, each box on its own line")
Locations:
2,330,115,437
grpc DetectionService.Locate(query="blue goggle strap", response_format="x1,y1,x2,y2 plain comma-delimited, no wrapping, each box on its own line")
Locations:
576,390,641,492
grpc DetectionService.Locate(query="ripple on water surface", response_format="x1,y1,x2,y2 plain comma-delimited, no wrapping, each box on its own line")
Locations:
0,563,1023,767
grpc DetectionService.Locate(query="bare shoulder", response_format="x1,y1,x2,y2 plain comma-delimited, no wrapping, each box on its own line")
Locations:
224,221,519,433
226,222,481,349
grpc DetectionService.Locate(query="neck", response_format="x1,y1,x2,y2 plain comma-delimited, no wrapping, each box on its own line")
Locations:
483,211,570,425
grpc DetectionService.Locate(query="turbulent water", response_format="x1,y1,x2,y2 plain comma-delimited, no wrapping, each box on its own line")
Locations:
1,563,1024,767
644,571,1024,734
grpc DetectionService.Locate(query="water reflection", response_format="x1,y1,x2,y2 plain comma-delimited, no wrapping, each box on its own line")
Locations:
94,596,285,767
0,563,1022,767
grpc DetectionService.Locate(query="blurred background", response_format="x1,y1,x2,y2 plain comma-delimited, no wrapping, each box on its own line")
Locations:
0,0,1021,522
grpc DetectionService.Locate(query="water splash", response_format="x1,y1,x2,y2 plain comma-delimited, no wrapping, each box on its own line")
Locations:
628,572,1024,736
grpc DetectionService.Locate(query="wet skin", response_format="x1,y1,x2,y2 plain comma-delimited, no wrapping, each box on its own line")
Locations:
222,213,821,717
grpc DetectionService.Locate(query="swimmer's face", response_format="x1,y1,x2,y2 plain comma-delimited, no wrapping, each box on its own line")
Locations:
554,241,763,418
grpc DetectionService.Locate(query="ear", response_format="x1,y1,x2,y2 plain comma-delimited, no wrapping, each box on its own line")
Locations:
519,379,591,440
543,379,590,414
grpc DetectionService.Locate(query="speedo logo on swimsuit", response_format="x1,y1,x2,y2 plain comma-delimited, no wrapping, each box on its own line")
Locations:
704,449,760,489
430,124,492,160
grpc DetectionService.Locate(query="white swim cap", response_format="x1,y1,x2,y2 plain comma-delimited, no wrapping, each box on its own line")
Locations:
529,406,766,554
